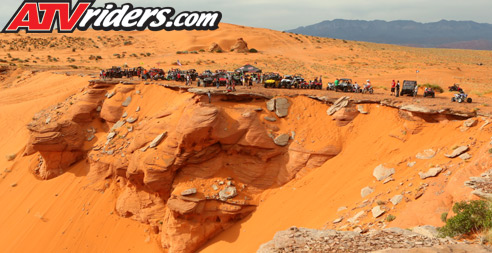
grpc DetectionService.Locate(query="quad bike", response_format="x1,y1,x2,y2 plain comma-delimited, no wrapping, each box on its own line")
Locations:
449,84,463,92
423,88,435,98
451,93,472,103
362,86,373,94
326,82,335,91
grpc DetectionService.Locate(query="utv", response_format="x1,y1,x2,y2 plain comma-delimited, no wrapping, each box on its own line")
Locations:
400,80,418,97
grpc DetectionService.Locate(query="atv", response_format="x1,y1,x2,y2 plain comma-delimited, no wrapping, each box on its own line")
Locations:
451,92,472,103
423,88,435,98
362,86,373,94
449,83,463,92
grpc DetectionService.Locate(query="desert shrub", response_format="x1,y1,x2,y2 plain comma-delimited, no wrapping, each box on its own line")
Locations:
421,83,444,93
216,49,223,53
438,200,492,238
146,52,151,57
199,49,205,52
488,148,492,154
176,51,183,54
386,214,396,222
376,200,386,205
69,65,78,69
249,48,258,53
123,41,132,46
441,212,448,222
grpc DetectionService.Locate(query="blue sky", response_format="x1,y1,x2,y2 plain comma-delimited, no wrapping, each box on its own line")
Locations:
2,0,492,30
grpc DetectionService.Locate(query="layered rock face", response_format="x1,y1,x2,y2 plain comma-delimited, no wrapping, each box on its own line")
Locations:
24,81,342,252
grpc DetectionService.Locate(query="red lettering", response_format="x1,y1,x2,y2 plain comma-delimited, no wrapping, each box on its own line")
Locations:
4,1,92,33
39,3,91,31
5,3,41,31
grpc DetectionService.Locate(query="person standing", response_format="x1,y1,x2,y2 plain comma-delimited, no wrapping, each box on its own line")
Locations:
396,80,400,97
391,80,396,96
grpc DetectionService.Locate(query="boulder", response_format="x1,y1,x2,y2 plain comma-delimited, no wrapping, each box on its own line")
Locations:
274,134,290,146
419,167,443,179
230,38,249,53
373,164,395,181
208,42,223,53
445,146,469,158
218,186,237,201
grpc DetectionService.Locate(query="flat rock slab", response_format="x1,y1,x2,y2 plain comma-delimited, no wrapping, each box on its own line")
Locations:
181,188,197,196
111,120,126,131
445,146,469,158
390,194,403,205
327,96,350,116
419,167,443,179
361,186,374,198
464,118,477,127
274,134,290,146
347,210,365,223
407,161,416,167
412,225,438,238
107,132,116,140
373,164,395,181
126,116,138,123
459,153,471,160
264,116,277,122
372,206,385,218
275,98,290,118
122,96,132,107
416,149,436,159
266,99,275,111
333,217,343,224
149,132,167,148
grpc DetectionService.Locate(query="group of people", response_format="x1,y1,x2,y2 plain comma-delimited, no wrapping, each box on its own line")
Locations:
390,80,401,97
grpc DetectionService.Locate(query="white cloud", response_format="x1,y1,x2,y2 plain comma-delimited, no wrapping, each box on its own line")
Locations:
1,0,491,30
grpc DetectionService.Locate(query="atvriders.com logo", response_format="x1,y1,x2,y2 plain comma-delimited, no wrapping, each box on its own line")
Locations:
2,0,222,33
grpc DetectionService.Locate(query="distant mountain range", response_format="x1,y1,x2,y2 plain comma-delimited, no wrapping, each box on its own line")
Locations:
287,19,492,50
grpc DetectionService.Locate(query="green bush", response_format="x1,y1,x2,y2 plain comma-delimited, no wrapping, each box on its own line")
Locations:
386,214,396,222
441,212,448,222
438,200,492,238
249,48,258,53
421,83,444,93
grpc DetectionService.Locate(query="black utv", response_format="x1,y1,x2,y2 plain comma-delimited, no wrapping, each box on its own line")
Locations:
400,80,418,97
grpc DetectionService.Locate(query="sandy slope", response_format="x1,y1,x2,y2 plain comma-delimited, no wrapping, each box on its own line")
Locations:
0,23,491,252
